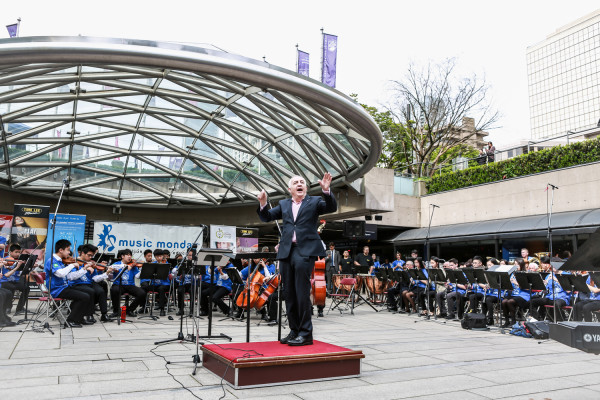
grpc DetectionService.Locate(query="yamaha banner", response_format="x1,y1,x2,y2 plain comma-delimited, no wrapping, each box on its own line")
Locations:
297,50,310,77
321,33,338,88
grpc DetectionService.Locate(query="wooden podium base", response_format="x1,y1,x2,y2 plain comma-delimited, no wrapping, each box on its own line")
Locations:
201,340,364,388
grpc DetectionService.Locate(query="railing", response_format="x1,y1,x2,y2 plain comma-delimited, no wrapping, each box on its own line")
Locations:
393,126,598,178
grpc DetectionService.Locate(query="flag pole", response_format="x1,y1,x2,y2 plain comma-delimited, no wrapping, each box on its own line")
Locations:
320,28,324,83
17,18,21,37
295,44,298,73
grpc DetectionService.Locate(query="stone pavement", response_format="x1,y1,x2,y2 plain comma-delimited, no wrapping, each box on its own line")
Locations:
1,301,599,400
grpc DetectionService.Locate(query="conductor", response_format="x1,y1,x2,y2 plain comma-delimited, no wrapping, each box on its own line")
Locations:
257,173,337,346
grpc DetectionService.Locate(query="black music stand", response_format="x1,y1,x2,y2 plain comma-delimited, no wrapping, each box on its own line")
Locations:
195,249,233,342
557,274,589,317
235,252,277,342
138,263,170,321
514,272,546,320
16,253,39,325
222,267,244,322
484,271,512,328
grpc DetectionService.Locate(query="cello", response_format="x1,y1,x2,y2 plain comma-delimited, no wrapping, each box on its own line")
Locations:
310,219,327,307
236,263,264,309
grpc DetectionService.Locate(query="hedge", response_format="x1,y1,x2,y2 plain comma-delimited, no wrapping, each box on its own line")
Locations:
426,137,600,193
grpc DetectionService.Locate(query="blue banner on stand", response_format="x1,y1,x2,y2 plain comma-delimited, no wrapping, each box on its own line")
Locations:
321,33,338,87
297,50,309,77
45,214,86,263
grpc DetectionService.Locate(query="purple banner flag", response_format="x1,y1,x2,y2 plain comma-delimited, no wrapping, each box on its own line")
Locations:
297,50,309,77
321,33,338,88
6,23,18,38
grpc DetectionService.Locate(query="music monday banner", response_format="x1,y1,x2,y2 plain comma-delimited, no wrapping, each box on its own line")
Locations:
12,204,49,260
93,221,205,258
44,214,86,264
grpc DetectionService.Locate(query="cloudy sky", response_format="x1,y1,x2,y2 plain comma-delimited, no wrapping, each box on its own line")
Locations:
3,1,599,148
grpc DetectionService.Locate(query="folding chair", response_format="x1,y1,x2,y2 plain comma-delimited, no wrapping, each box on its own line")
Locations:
328,277,358,315
30,272,71,329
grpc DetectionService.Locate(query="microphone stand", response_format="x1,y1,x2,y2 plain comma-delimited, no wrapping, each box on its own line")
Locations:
424,204,438,320
268,200,286,341
547,183,558,322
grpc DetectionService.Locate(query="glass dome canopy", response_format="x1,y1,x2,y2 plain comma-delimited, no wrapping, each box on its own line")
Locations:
0,36,382,207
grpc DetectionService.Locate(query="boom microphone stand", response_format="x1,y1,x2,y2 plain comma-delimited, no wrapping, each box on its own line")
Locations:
547,183,558,322
424,204,439,320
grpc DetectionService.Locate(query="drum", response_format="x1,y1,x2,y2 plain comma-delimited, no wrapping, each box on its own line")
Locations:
356,273,370,293
333,274,353,292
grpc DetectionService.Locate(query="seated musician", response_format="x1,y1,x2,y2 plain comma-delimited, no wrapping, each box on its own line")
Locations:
573,275,600,322
44,239,93,327
108,249,146,318
200,263,233,316
70,244,114,323
401,259,418,314
530,257,570,321
235,257,277,320
437,258,466,319
413,257,437,316
466,256,486,313
0,243,30,315
386,253,406,312
0,284,15,327
481,258,503,326
501,259,530,327
140,249,170,316
143,249,153,263
175,250,195,316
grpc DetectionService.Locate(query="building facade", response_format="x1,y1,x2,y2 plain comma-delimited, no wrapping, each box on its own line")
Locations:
527,10,600,140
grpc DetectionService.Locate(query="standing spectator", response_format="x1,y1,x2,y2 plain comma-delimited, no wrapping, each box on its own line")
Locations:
324,242,341,294
485,141,496,163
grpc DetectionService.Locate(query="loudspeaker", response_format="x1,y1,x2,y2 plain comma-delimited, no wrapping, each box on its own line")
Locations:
343,220,365,238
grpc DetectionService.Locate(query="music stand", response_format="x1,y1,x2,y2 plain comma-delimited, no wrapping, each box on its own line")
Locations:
16,253,39,324
138,263,171,321
514,272,546,319
484,271,512,328
223,268,244,322
557,274,589,312
195,249,233,341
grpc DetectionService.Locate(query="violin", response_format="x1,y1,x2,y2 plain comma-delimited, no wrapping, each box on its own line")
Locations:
1,258,24,267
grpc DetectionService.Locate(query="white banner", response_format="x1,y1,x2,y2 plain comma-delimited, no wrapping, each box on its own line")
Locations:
93,221,205,258
210,224,237,252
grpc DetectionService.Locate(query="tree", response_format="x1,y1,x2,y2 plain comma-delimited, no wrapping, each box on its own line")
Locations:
385,58,499,177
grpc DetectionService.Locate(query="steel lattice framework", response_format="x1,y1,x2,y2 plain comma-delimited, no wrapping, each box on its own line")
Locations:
0,36,382,207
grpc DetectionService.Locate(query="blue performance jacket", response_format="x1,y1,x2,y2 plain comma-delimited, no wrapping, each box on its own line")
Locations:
111,261,139,286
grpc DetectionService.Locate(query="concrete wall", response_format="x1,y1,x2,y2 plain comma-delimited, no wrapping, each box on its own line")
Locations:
420,162,600,227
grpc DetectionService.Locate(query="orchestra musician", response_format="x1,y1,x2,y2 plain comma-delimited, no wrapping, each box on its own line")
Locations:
501,259,530,327
436,258,465,319
0,285,15,327
235,256,277,321
200,262,233,316
386,254,407,312
530,256,570,321
0,243,29,314
466,256,486,313
140,249,170,316
257,173,336,346
71,244,114,323
573,275,600,322
44,239,93,328
108,249,146,318
401,259,418,314
482,258,502,326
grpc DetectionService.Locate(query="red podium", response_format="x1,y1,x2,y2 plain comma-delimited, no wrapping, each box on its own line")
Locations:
201,340,364,388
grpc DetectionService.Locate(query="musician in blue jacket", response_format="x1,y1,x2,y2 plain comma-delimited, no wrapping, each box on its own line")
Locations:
257,173,336,346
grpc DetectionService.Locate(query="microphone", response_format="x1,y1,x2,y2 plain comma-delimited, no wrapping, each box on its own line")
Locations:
548,183,559,190
431,204,440,208
63,177,71,188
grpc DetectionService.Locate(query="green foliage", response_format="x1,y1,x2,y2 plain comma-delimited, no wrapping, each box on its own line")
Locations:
426,138,600,193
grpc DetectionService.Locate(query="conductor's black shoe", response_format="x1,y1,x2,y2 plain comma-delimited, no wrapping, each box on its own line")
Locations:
287,335,313,346
100,314,113,322
159,310,166,317
318,310,324,318
279,332,298,344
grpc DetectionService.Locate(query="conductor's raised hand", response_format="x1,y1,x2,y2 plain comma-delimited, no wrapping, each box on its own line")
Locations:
318,172,332,193
257,189,267,207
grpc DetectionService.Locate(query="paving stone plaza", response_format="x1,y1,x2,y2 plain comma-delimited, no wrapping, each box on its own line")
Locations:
1,300,599,400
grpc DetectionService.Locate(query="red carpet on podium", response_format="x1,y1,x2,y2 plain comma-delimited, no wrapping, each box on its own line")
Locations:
201,340,364,388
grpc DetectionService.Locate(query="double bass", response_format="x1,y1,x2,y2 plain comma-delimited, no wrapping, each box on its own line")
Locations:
310,219,327,307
